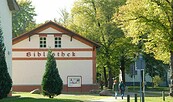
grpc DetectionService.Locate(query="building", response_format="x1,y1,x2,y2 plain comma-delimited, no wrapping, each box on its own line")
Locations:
12,21,100,92
125,71,152,86
0,0,19,77
125,67,169,86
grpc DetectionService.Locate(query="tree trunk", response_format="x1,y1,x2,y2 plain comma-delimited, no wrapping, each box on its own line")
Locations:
121,66,125,83
103,66,108,87
169,51,173,96
106,48,113,89
120,56,126,83
108,63,113,89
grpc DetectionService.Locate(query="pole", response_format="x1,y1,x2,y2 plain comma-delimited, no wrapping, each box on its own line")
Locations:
133,63,135,91
142,69,145,102
127,95,130,102
162,91,165,101
133,75,135,91
136,54,146,102
142,92,144,102
139,70,142,102
135,94,137,102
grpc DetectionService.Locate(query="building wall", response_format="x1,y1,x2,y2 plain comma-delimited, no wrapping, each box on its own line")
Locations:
0,0,12,77
125,71,152,86
12,26,98,92
13,60,93,85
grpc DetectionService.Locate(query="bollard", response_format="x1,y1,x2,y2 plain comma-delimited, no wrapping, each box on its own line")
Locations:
127,95,130,102
162,91,165,101
134,94,137,102
142,92,145,102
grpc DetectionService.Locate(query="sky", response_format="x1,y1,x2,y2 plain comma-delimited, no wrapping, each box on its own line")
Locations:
30,0,76,24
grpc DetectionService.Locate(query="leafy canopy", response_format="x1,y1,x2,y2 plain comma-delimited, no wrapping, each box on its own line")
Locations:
70,0,136,87
117,0,172,63
12,0,37,37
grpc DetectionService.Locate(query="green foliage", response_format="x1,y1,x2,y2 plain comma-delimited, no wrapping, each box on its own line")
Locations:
153,75,162,87
12,0,37,37
41,50,63,98
0,26,12,99
55,8,70,27
69,0,134,88
117,0,173,94
145,53,169,79
117,0,172,63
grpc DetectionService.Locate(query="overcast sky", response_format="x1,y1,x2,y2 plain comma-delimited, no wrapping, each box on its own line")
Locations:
30,0,76,23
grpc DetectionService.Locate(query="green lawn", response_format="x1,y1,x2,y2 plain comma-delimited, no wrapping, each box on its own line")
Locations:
0,92,109,102
130,96,172,102
127,86,173,102
0,90,172,102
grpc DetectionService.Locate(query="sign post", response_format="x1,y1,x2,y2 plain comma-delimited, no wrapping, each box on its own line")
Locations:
135,54,145,102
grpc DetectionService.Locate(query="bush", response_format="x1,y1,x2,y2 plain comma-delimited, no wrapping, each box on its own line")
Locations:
41,50,63,98
153,75,162,87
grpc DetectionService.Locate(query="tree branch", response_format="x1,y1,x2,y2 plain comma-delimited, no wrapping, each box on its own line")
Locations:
165,0,171,4
152,0,171,5
138,15,169,34
151,0,172,30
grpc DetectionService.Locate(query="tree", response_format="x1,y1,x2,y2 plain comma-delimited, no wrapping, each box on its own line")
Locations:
153,75,162,87
41,50,63,98
117,0,173,95
145,53,169,80
114,37,138,83
69,0,133,89
12,0,37,37
55,8,70,27
0,26,12,99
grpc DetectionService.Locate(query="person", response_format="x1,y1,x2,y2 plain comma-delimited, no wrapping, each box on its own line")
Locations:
113,80,119,99
119,80,125,99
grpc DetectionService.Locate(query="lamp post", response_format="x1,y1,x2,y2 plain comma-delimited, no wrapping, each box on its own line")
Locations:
135,54,145,102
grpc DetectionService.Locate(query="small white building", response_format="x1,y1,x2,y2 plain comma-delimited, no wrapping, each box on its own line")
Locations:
125,72,152,86
0,0,19,77
12,21,100,92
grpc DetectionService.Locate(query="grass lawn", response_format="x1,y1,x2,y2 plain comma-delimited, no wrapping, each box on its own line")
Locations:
127,86,173,102
0,92,110,102
0,88,172,102
130,96,172,102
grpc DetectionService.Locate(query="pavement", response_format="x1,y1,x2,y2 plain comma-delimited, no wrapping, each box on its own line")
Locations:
90,92,135,102
90,96,127,102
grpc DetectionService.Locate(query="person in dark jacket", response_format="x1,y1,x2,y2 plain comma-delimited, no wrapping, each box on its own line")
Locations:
119,81,125,99
113,80,119,99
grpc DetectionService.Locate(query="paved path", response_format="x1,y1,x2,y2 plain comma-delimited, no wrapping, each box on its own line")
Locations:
90,96,126,102
90,92,135,102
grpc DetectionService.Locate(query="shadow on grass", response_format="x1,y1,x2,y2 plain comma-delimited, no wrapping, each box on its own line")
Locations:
0,97,83,102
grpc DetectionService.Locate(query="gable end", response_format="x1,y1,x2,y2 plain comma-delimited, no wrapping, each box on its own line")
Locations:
13,21,100,48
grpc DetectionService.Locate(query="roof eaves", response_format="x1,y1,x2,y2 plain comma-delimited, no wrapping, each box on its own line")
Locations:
49,21,101,48
13,21,101,48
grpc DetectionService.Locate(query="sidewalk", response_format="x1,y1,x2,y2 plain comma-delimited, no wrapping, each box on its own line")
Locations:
90,96,126,102
90,92,135,102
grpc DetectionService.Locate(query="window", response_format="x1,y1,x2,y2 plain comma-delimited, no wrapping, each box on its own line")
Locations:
40,37,46,48
55,37,61,48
